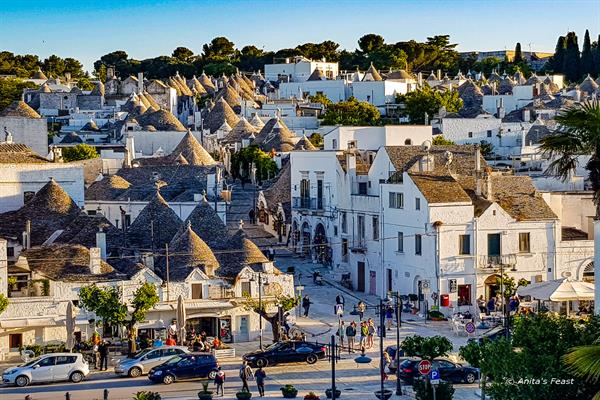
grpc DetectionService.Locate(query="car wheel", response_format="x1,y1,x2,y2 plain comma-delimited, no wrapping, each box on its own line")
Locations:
15,375,29,387
208,370,218,380
465,372,476,384
128,367,142,378
255,358,268,368
162,374,175,385
70,371,84,383
306,354,318,364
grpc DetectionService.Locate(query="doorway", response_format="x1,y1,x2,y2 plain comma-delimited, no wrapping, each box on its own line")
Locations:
369,271,377,295
484,275,501,300
357,262,365,292
9,333,22,350
237,315,249,342
386,268,393,294
458,284,472,306
186,317,218,337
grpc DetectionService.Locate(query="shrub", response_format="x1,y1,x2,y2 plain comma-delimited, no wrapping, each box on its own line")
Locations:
413,379,455,400
133,391,162,400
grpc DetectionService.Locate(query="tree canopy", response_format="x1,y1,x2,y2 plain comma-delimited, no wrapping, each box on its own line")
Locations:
0,293,8,315
0,51,85,78
230,145,279,182
62,144,99,162
399,85,463,124
546,30,599,80
0,78,37,111
322,97,381,126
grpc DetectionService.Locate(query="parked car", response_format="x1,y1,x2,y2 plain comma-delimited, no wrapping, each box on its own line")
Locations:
467,326,509,345
243,341,326,367
398,358,479,384
114,346,189,377
148,353,219,385
2,353,90,387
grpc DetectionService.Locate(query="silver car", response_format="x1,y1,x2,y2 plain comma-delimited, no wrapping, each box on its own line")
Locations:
2,353,90,387
114,346,189,377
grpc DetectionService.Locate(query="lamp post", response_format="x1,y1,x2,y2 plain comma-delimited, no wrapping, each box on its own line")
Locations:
251,163,257,225
387,291,403,396
251,272,268,349
295,285,305,318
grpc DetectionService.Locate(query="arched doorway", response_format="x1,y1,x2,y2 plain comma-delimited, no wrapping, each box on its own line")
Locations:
258,200,268,224
313,223,330,265
301,221,311,257
484,274,501,300
582,261,595,283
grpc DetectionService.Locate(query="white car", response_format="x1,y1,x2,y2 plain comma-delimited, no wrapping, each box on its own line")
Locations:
114,346,189,377
2,353,90,387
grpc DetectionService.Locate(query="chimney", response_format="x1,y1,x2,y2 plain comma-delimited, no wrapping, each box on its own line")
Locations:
96,228,107,260
142,252,154,271
25,220,31,249
137,72,144,94
437,69,441,80
475,145,483,196
52,147,63,163
89,247,102,274
107,66,115,79
125,136,136,160
497,98,505,119
522,109,531,122
485,173,494,201
417,72,423,87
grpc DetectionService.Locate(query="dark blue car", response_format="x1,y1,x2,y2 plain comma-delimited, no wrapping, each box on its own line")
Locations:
148,353,219,385
398,359,479,384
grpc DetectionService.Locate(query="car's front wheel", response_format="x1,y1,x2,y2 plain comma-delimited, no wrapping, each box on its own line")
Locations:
128,367,142,378
255,358,268,368
15,375,29,387
162,374,175,385
70,371,84,383
465,372,476,384
306,354,318,364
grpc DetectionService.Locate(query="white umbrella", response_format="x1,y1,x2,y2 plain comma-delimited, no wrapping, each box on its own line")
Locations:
518,278,595,301
65,301,75,352
176,295,186,345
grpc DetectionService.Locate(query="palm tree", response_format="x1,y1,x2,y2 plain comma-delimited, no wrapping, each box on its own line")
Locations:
562,341,600,400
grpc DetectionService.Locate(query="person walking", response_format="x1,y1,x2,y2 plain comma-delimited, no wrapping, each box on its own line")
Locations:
214,367,225,397
367,319,375,349
477,295,487,315
302,295,312,317
239,361,254,393
385,305,394,331
336,294,345,308
359,321,368,349
382,351,392,381
357,301,366,320
255,367,266,397
337,321,346,348
487,296,496,315
98,340,109,371
345,321,356,353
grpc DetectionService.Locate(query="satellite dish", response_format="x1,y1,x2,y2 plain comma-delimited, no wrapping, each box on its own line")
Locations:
421,140,432,151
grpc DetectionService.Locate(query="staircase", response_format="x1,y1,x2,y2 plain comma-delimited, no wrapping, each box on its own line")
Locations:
225,182,278,247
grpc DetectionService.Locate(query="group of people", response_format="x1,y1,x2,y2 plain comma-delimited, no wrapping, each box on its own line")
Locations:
90,334,110,371
477,294,521,315
211,361,267,397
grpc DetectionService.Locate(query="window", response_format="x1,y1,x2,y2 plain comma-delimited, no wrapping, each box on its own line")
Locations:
241,281,252,297
415,234,422,255
162,348,182,357
191,283,203,299
487,233,501,257
389,192,404,209
7,247,14,257
56,356,77,365
397,232,404,252
468,132,473,138
519,232,530,253
341,212,347,233
372,216,379,240
358,182,368,195
341,239,348,262
415,197,421,210
146,350,162,359
332,139,338,149
38,357,56,367
357,215,365,245
487,130,492,137
317,179,323,209
459,235,471,255
334,226,338,236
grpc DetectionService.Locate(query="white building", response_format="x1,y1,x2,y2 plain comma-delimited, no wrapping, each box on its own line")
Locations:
0,101,49,156
265,56,339,82
322,125,433,151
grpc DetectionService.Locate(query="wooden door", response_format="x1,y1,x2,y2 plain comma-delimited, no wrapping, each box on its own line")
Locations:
357,262,365,292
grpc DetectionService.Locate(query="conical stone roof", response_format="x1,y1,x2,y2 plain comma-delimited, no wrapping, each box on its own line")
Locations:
204,98,240,134
580,74,599,94
216,84,242,110
32,68,47,80
0,101,41,119
140,109,186,131
307,68,326,81
168,131,216,166
223,117,258,144
255,117,296,152
217,227,268,279
362,63,383,81
199,72,216,93
249,114,265,128
126,191,183,250
294,135,317,150
178,196,228,249
85,175,131,201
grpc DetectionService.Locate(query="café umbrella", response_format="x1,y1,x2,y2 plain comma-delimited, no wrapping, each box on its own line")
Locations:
176,295,186,345
517,278,594,314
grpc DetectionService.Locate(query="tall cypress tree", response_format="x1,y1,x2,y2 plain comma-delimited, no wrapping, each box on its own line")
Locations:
594,34,600,77
563,32,581,82
514,42,524,63
580,29,594,77
548,36,566,73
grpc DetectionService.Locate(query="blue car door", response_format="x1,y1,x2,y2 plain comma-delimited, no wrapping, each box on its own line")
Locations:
173,356,197,380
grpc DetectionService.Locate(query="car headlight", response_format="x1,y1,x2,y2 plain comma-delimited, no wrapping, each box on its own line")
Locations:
245,356,255,360
153,371,162,376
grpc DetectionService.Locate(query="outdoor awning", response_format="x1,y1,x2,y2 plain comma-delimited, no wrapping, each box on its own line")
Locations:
0,317,58,328
518,278,595,301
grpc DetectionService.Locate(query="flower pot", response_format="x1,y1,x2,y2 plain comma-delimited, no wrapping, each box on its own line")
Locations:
374,389,393,400
281,387,298,399
236,391,252,400
325,388,341,398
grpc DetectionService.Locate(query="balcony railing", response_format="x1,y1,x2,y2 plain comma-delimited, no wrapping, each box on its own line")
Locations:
293,197,326,211
477,254,517,270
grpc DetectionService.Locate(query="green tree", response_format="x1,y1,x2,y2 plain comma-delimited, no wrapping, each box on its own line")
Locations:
479,140,494,157
0,78,37,111
513,42,524,64
548,35,567,73
400,85,463,124
76,77,95,91
322,97,380,126
358,34,385,53
540,101,600,216
94,64,107,82
308,93,332,106
230,145,278,181
172,47,194,62
401,335,453,361
563,32,581,82
0,293,8,315
563,341,600,400
432,136,455,145
202,37,237,60
241,293,298,342
581,30,595,77
62,144,99,162
203,62,237,77
239,45,271,72
308,133,324,148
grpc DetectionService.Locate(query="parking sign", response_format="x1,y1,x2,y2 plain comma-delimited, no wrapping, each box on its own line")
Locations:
430,369,440,385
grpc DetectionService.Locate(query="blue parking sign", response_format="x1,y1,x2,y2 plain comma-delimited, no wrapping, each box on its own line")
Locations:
430,369,440,384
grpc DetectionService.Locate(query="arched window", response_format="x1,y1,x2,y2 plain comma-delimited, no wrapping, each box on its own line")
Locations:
583,262,594,283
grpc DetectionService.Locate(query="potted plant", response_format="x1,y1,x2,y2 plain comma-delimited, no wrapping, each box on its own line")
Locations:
198,381,213,400
304,393,320,400
133,392,162,400
281,385,298,398
374,389,393,400
236,388,252,400
427,310,447,321
325,388,341,398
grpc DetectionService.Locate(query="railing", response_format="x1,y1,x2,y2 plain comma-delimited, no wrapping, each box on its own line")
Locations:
477,254,517,270
292,197,327,210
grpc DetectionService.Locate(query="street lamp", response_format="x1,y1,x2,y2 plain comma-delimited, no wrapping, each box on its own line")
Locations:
251,163,257,225
387,291,403,396
250,272,268,349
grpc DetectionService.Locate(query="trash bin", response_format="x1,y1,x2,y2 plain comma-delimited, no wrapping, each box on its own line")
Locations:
440,294,450,307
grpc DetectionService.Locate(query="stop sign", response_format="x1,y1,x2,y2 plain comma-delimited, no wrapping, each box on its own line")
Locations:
418,360,432,375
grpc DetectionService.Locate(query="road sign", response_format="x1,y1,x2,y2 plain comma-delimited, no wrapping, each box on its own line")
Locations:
418,360,432,375
430,369,440,384
465,322,476,334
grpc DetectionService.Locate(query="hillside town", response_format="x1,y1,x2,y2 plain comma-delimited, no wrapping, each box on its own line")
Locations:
0,3,599,400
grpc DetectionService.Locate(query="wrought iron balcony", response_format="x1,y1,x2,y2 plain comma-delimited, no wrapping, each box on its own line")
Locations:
292,197,326,211
477,254,517,271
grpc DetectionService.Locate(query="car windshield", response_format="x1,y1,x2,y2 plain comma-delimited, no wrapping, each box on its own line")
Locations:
165,355,184,365
20,357,42,367
132,348,153,359
264,342,284,351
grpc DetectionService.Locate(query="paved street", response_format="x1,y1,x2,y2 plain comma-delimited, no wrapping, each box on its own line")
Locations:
0,254,481,400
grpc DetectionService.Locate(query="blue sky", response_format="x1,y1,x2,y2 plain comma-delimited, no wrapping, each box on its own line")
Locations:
1,0,599,71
